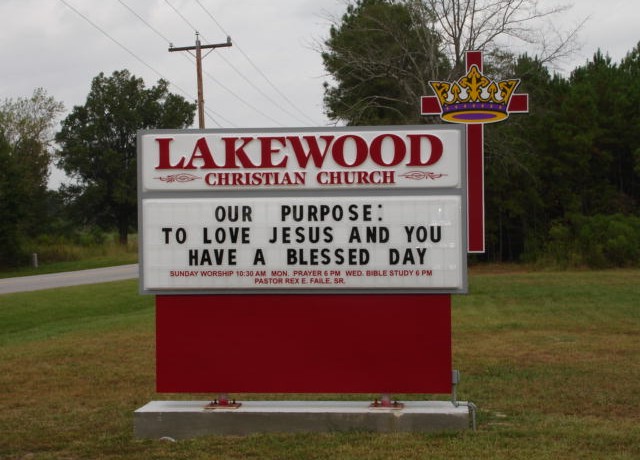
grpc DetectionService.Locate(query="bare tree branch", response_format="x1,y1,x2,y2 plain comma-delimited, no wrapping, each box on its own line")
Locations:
419,0,580,69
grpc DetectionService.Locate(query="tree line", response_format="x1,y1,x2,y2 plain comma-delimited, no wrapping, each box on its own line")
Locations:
0,70,194,267
1,0,638,268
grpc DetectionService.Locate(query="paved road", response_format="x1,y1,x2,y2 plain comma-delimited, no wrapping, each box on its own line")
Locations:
0,264,139,295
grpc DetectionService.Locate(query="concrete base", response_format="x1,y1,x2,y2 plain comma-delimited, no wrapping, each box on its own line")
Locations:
134,400,470,439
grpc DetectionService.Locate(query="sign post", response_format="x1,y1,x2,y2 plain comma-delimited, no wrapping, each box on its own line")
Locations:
421,50,529,253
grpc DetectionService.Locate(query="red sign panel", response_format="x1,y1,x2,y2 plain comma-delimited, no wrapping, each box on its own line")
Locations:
156,294,451,394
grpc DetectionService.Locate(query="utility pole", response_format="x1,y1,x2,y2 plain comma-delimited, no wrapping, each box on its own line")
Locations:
169,32,232,128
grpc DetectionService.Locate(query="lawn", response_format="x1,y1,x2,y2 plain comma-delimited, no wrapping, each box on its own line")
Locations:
0,269,638,459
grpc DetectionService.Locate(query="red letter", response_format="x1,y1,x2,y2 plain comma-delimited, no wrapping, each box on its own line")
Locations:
224,137,259,168
287,135,334,168
369,134,405,166
155,137,186,169
184,137,221,169
260,136,287,168
332,135,368,167
406,134,443,166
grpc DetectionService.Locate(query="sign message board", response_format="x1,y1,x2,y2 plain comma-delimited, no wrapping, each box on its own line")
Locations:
139,126,467,294
142,196,462,291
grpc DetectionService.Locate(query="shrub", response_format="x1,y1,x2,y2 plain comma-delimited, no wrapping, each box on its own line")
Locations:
578,214,640,268
542,214,640,268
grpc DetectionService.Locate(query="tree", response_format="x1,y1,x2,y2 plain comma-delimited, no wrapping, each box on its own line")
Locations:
322,0,450,125
618,42,640,208
0,89,64,266
322,0,579,126
56,70,196,245
482,54,567,261
414,0,582,72
482,49,640,266
0,88,64,195
0,135,23,265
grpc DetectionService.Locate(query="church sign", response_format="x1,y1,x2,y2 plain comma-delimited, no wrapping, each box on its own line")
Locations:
138,126,467,295
136,51,524,396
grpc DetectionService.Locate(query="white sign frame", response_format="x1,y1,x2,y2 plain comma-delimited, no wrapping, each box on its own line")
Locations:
138,125,467,294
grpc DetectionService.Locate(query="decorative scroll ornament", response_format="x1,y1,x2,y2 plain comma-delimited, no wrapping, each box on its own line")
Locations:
399,171,448,181
154,173,201,183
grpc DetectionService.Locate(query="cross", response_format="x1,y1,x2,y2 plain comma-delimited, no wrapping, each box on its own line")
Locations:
421,51,529,253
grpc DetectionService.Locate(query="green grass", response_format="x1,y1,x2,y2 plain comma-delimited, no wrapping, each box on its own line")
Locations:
0,280,149,346
1,269,639,458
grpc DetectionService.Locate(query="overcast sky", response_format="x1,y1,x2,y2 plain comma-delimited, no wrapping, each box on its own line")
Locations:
0,0,637,186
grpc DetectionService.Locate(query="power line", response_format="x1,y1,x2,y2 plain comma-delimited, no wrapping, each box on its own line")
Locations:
163,0,316,126
59,0,162,79
174,51,282,126
192,27,315,126
205,47,311,126
117,0,172,46
195,0,321,126
201,68,284,126
204,106,237,128
116,0,229,126
170,33,232,129
215,50,316,126
161,0,291,126
63,0,222,127
163,0,199,33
